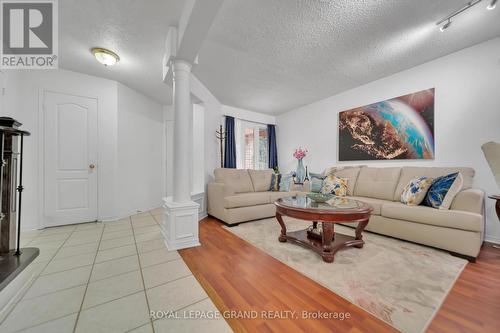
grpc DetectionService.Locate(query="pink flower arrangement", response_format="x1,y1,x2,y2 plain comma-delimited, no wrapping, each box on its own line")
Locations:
293,147,308,160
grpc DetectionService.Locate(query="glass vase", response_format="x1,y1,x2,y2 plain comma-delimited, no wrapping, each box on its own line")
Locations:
295,158,306,183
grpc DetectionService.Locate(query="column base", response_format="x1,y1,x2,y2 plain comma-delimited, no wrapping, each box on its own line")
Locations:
161,197,201,251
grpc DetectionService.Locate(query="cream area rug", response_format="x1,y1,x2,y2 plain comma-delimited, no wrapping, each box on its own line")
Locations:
224,217,467,333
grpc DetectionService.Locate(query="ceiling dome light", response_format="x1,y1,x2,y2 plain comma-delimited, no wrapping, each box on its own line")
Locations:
440,19,452,32
487,0,497,10
91,47,120,66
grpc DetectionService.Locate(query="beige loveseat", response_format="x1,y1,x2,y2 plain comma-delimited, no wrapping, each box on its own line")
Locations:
208,168,301,225
208,166,485,260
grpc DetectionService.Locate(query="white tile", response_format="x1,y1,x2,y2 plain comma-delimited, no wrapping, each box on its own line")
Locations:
33,233,70,242
41,252,95,275
83,270,143,309
75,292,150,333
142,259,191,289
150,207,163,215
33,247,59,263
28,238,66,248
132,218,157,228
146,276,207,313
95,244,137,263
128,323,153,333
24,266,92,299
17,313,77,333
90,255,139,282
99,235,135,250
134,230,163,243
0,286,85,332
54,242,99,260
64,234,101,247
133,225,161,235
103,223,132,232
104,218,130,226
139,248,180,268
136,239,166,254
75,223,104,231
153,298,232,333
101,229,133,240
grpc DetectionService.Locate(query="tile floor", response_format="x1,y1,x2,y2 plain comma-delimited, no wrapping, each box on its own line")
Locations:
0,208,232,333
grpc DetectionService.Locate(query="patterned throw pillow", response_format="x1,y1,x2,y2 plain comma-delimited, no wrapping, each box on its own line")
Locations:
279,173,293,192
269,173,281,191
423,172,463,209
309,173,325,193
400,177,433,206
320,175,348,196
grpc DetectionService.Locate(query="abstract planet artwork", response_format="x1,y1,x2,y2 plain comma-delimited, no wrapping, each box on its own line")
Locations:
338,88,435,161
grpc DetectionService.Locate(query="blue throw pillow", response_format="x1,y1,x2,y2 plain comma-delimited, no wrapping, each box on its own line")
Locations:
279,173,293,192
423,172,459,209
309,173,325,193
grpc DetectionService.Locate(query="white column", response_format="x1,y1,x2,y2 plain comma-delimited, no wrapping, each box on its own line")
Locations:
172,60,192,202
162,58,200,251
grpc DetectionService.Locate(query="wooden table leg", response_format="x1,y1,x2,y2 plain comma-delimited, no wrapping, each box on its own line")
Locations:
276,212,287,242
354,220,369,248
321,222,334,263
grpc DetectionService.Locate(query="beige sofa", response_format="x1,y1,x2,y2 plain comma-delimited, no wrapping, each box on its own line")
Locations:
208,166,485,260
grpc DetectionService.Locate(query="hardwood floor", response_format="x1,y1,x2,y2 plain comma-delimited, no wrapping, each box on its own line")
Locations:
179,217,500,333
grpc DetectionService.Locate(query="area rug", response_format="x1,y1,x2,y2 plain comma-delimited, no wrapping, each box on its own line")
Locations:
224,217,467,333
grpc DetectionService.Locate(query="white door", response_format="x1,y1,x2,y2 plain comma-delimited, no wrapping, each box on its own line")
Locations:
44,91,98,226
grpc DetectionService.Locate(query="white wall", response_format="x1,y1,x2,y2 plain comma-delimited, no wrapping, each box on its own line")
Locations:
3,69,119,230
116,83,164,217
277,37,500,243
2,69,166,229
222,104,276,125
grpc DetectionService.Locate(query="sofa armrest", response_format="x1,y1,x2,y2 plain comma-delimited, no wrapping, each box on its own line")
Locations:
207,182,235,219
450,188,485,215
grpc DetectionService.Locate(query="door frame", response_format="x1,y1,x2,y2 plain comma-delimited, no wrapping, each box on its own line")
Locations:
37,88,100,228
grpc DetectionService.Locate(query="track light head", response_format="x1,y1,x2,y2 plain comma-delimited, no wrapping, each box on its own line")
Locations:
487,0,497,10
440,19,452,32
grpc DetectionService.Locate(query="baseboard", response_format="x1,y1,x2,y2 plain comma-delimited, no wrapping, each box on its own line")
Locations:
198,211,208,221
484,235,500,245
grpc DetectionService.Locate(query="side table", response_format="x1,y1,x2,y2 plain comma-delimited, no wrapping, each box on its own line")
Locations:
488,195,500,249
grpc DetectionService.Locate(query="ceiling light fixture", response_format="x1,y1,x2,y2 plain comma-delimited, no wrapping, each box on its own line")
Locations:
436,0,482,32
487,0,498,10
91,47,120,66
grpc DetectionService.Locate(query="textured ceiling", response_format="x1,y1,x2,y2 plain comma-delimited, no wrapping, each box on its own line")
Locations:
193,0,500,114
59,0,185,105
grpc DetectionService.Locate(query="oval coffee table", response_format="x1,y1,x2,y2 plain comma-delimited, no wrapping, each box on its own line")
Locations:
275,196,373,263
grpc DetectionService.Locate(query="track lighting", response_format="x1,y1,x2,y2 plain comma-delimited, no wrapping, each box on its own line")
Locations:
439,19,452,32
487,0,497,10
436,0,482,32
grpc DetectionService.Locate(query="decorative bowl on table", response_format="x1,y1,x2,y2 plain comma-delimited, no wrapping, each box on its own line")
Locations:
306,192,334,203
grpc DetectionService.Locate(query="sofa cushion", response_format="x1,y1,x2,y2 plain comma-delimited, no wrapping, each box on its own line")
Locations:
214,168,254,193
347,196,386,215
354,167,402,201
248,169,274,192
393,166,475,201
224,192,270,209
331,167,363,196
381,202,482,232
269,191,298,203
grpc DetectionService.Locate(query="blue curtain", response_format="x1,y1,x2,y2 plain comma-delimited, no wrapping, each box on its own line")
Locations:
268,124,278,169
224,116,236,168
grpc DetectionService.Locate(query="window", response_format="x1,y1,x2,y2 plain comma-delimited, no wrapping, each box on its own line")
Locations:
236,120,268,170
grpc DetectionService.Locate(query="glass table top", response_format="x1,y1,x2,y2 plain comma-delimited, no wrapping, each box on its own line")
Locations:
277,195,368,212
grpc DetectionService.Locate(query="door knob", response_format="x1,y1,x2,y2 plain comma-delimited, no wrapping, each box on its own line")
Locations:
89,164,96,170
